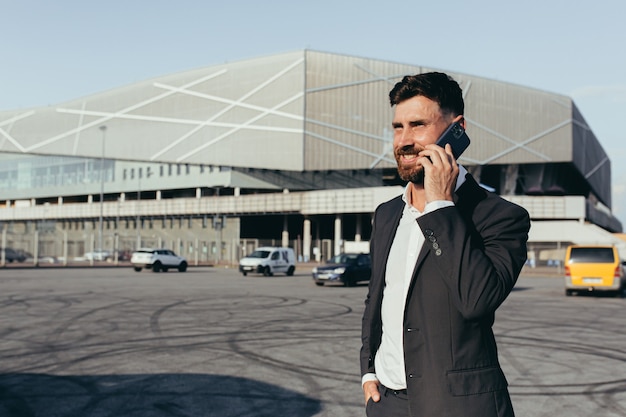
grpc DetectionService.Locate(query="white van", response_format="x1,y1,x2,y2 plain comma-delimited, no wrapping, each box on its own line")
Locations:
238,247,296,276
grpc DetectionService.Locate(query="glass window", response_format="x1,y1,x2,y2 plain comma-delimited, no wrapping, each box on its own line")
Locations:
569,247,615,263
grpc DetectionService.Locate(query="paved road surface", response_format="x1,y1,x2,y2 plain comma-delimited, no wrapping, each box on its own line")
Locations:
0,266,624,416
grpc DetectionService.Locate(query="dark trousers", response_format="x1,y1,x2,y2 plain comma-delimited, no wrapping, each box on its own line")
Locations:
366,384,409,417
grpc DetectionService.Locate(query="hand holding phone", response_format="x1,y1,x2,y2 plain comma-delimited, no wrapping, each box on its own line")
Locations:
435,121,470,159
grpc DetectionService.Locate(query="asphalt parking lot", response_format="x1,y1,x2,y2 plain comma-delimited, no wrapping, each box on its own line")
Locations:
0,266,625,417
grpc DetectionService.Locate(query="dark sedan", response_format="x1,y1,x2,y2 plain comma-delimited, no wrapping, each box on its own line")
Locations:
312,253,371,287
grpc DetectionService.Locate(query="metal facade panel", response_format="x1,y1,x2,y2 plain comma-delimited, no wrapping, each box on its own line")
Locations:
0,51,307,170
0,50,598,171
571,103,611,206
303,51,421,170
458,76,573,165
0,50,611,204
301,51,578,171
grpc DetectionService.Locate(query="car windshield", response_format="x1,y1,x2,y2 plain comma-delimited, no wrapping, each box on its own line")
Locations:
569,247,615,263
249,250,271,258
327,254,358,264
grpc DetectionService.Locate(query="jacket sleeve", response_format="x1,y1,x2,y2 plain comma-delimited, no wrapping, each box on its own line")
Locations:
417,197,530,320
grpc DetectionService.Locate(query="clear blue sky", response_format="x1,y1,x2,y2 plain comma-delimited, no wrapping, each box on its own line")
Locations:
2,0,626,225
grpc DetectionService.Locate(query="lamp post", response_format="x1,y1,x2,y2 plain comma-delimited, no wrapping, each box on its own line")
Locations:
136,167,142,249
98,125,106,255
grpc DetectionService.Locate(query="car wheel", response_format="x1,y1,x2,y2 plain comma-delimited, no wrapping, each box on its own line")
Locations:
315,282,324,286
178,262,187,272
565,289,573,296
286,266,295,276
162,267,169,272
152,262,161,273
242,271,247,276
263,266,272,276
133,266,142,272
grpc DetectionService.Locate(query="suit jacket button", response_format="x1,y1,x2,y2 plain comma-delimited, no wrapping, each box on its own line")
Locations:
435,249,442,256
432,242,439,249
424,229,434,236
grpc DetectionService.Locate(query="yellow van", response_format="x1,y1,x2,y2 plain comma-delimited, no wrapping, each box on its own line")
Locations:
564,245,625,296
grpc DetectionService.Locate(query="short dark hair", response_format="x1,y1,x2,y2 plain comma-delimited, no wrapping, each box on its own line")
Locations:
389,72,464,116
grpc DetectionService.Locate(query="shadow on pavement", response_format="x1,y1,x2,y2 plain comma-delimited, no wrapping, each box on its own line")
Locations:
0,373,322,417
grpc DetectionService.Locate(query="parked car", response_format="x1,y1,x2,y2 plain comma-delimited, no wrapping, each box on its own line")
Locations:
0,247,26,263
83,250,112,261
131,248,188,272
312,253,371,287
564,244,626,296
239,247,296,276
116,250,132,261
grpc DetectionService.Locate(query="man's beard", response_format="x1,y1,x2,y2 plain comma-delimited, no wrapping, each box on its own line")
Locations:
397,165,424,185
395,147,425,185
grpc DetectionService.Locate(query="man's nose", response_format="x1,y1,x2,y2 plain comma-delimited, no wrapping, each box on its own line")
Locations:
395,129,415,147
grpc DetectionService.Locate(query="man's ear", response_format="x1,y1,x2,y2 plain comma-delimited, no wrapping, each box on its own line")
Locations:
454,115,465,129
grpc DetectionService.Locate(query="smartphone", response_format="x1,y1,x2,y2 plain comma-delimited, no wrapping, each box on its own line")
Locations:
435,121,471,159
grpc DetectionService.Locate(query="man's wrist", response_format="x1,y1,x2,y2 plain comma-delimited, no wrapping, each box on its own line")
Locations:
362,373,378,387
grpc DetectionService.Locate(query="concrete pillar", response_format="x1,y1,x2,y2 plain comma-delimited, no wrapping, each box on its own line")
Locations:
282,215,289,248
196,188,201,198
33,231,39,267
63,231,68,266
355,214,362,242
334,214,342,256
156,190,161,200
303,218,311,262
1,226,6,266
58,196,63,205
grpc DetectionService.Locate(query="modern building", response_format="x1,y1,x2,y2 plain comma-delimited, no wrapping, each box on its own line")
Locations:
0,50,621,265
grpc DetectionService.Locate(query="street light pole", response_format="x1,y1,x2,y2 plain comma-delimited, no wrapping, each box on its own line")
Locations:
98,125,106,254
136,167,141,249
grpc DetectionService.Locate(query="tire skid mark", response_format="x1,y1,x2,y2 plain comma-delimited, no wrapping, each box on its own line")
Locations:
149,300,189,336
223,295,359,383
496,301,626,414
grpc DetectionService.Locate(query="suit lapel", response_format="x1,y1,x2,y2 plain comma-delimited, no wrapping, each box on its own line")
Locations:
378,197,404,263
406,174,485,290
371,196,404,298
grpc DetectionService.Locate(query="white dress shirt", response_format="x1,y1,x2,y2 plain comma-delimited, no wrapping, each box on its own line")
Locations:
362,166,467,389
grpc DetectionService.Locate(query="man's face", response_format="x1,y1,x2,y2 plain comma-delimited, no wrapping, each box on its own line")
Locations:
392,95,453,184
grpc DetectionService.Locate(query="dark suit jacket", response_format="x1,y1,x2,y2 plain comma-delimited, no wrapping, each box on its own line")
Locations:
361,174,530,417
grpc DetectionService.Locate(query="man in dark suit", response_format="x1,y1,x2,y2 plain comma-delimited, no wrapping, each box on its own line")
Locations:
360,72,530,417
